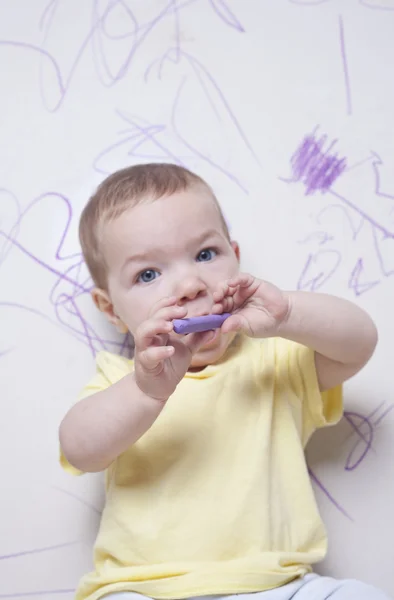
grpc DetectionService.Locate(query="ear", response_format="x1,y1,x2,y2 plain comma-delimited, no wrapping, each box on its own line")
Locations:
231,240,240,262
91,288,128,334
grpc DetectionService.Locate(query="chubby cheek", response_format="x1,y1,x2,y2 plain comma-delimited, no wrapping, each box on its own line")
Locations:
110,290,147,334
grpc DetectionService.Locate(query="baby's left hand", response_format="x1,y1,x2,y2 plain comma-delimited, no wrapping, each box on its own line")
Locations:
213,273,290,338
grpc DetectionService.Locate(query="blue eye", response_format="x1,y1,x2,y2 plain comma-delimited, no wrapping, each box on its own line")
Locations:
197,248,217,262
137,269,160,284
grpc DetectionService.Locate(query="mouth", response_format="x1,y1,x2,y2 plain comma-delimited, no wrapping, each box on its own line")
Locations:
202,328,220,347
187,311,210,318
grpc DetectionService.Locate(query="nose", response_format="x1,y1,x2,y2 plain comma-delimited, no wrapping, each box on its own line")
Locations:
174,275,207,306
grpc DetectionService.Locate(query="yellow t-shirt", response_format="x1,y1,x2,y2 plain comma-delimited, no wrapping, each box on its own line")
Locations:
60,335,342,600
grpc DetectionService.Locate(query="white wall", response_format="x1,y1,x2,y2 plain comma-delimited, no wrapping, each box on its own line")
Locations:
0,1,393,597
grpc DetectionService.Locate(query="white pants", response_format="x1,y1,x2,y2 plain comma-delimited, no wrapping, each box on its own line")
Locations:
103,573,392,599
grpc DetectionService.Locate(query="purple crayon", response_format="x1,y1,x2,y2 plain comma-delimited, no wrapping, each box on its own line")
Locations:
173,313,231,335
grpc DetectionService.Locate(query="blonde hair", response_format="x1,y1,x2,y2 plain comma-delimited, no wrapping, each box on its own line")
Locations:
79,163,229,289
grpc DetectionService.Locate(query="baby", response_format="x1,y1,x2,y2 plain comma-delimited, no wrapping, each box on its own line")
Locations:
60,163,390,600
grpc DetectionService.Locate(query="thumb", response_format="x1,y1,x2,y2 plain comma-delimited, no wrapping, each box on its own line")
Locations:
183,329,216,353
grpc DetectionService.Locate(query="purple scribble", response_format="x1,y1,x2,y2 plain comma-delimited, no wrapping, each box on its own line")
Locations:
288,127,347,195
209,0,245,31
308,468,353,521
171,78,250,194
298,231,334,245
0,40,66,112
372,228,394,278
0,590,74,598
0,192,133,358
0,542,80,561
317,203,364,241
0,0,181,111
307,403,393,519
52,486,102,514
144,47,260,165
329,189,394,238
172,0,181,62
359,0,394,9
348,258,380,296
344,412,374,470
0,189,22,265
96,49,258,193
0,348,13,358
284,131,394,294
297,249,341,291
0,0,245,113
370,151,394,204
93,112,188,175
338,15,352,115
343,403,394,470
289,0,332,4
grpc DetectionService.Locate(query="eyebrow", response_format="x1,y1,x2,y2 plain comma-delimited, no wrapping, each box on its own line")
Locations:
121,229,223,273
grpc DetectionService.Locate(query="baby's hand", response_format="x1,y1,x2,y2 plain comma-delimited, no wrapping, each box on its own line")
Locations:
134,296,215,401
213,273,290,338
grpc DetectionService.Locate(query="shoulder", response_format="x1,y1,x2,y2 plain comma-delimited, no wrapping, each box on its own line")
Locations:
77,351,134,400
95,350,134,381
231,335,304,368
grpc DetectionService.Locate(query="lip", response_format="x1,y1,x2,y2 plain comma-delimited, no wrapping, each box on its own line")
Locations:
186,311,210,319
202,328,220,347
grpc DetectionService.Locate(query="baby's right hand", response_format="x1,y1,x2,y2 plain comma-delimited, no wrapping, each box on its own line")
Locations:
134,296,215,401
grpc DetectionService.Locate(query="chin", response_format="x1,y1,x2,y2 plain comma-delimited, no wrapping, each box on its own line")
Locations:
190,332,235,368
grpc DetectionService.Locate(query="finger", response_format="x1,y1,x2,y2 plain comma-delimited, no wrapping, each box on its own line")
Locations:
135,319,172,352
221,314,246,334
183,330,216,353
212,296,235,314
213,280,237,303
156,304,187,322
139,345,175,371
148,295,178,318
212,281,227,302
211,302,224,314
226,273,255,289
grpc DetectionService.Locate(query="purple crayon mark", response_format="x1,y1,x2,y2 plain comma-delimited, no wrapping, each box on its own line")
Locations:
171,79,250,194
297,249,342,291
338,15,352,115
329,189,394,238
307,402,394,519
359,0,394,9
209,0,245,31
287,127,347,195
348,258,380,296
0,191,132,357
316,203,364,240
328,150,394,237
291,148,394,296
0,348,13,358
308,468,353,521
0,590,74,598
173,313,230,334
344,412,374,470
52,486,102,515
298,231,334,245
289,0,331,4
0,542,80,561
0,0,245,113
344,403,394,470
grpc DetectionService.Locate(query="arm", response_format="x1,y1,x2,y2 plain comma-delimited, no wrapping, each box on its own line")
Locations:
214,275,378,392
59,296,215,473
278,291,378,391
59,373,164,473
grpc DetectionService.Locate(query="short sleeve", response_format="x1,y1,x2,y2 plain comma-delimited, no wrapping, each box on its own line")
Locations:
274,338,343,445
59,351,133,475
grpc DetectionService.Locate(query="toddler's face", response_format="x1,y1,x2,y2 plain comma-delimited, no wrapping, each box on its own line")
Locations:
97,189,240,367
